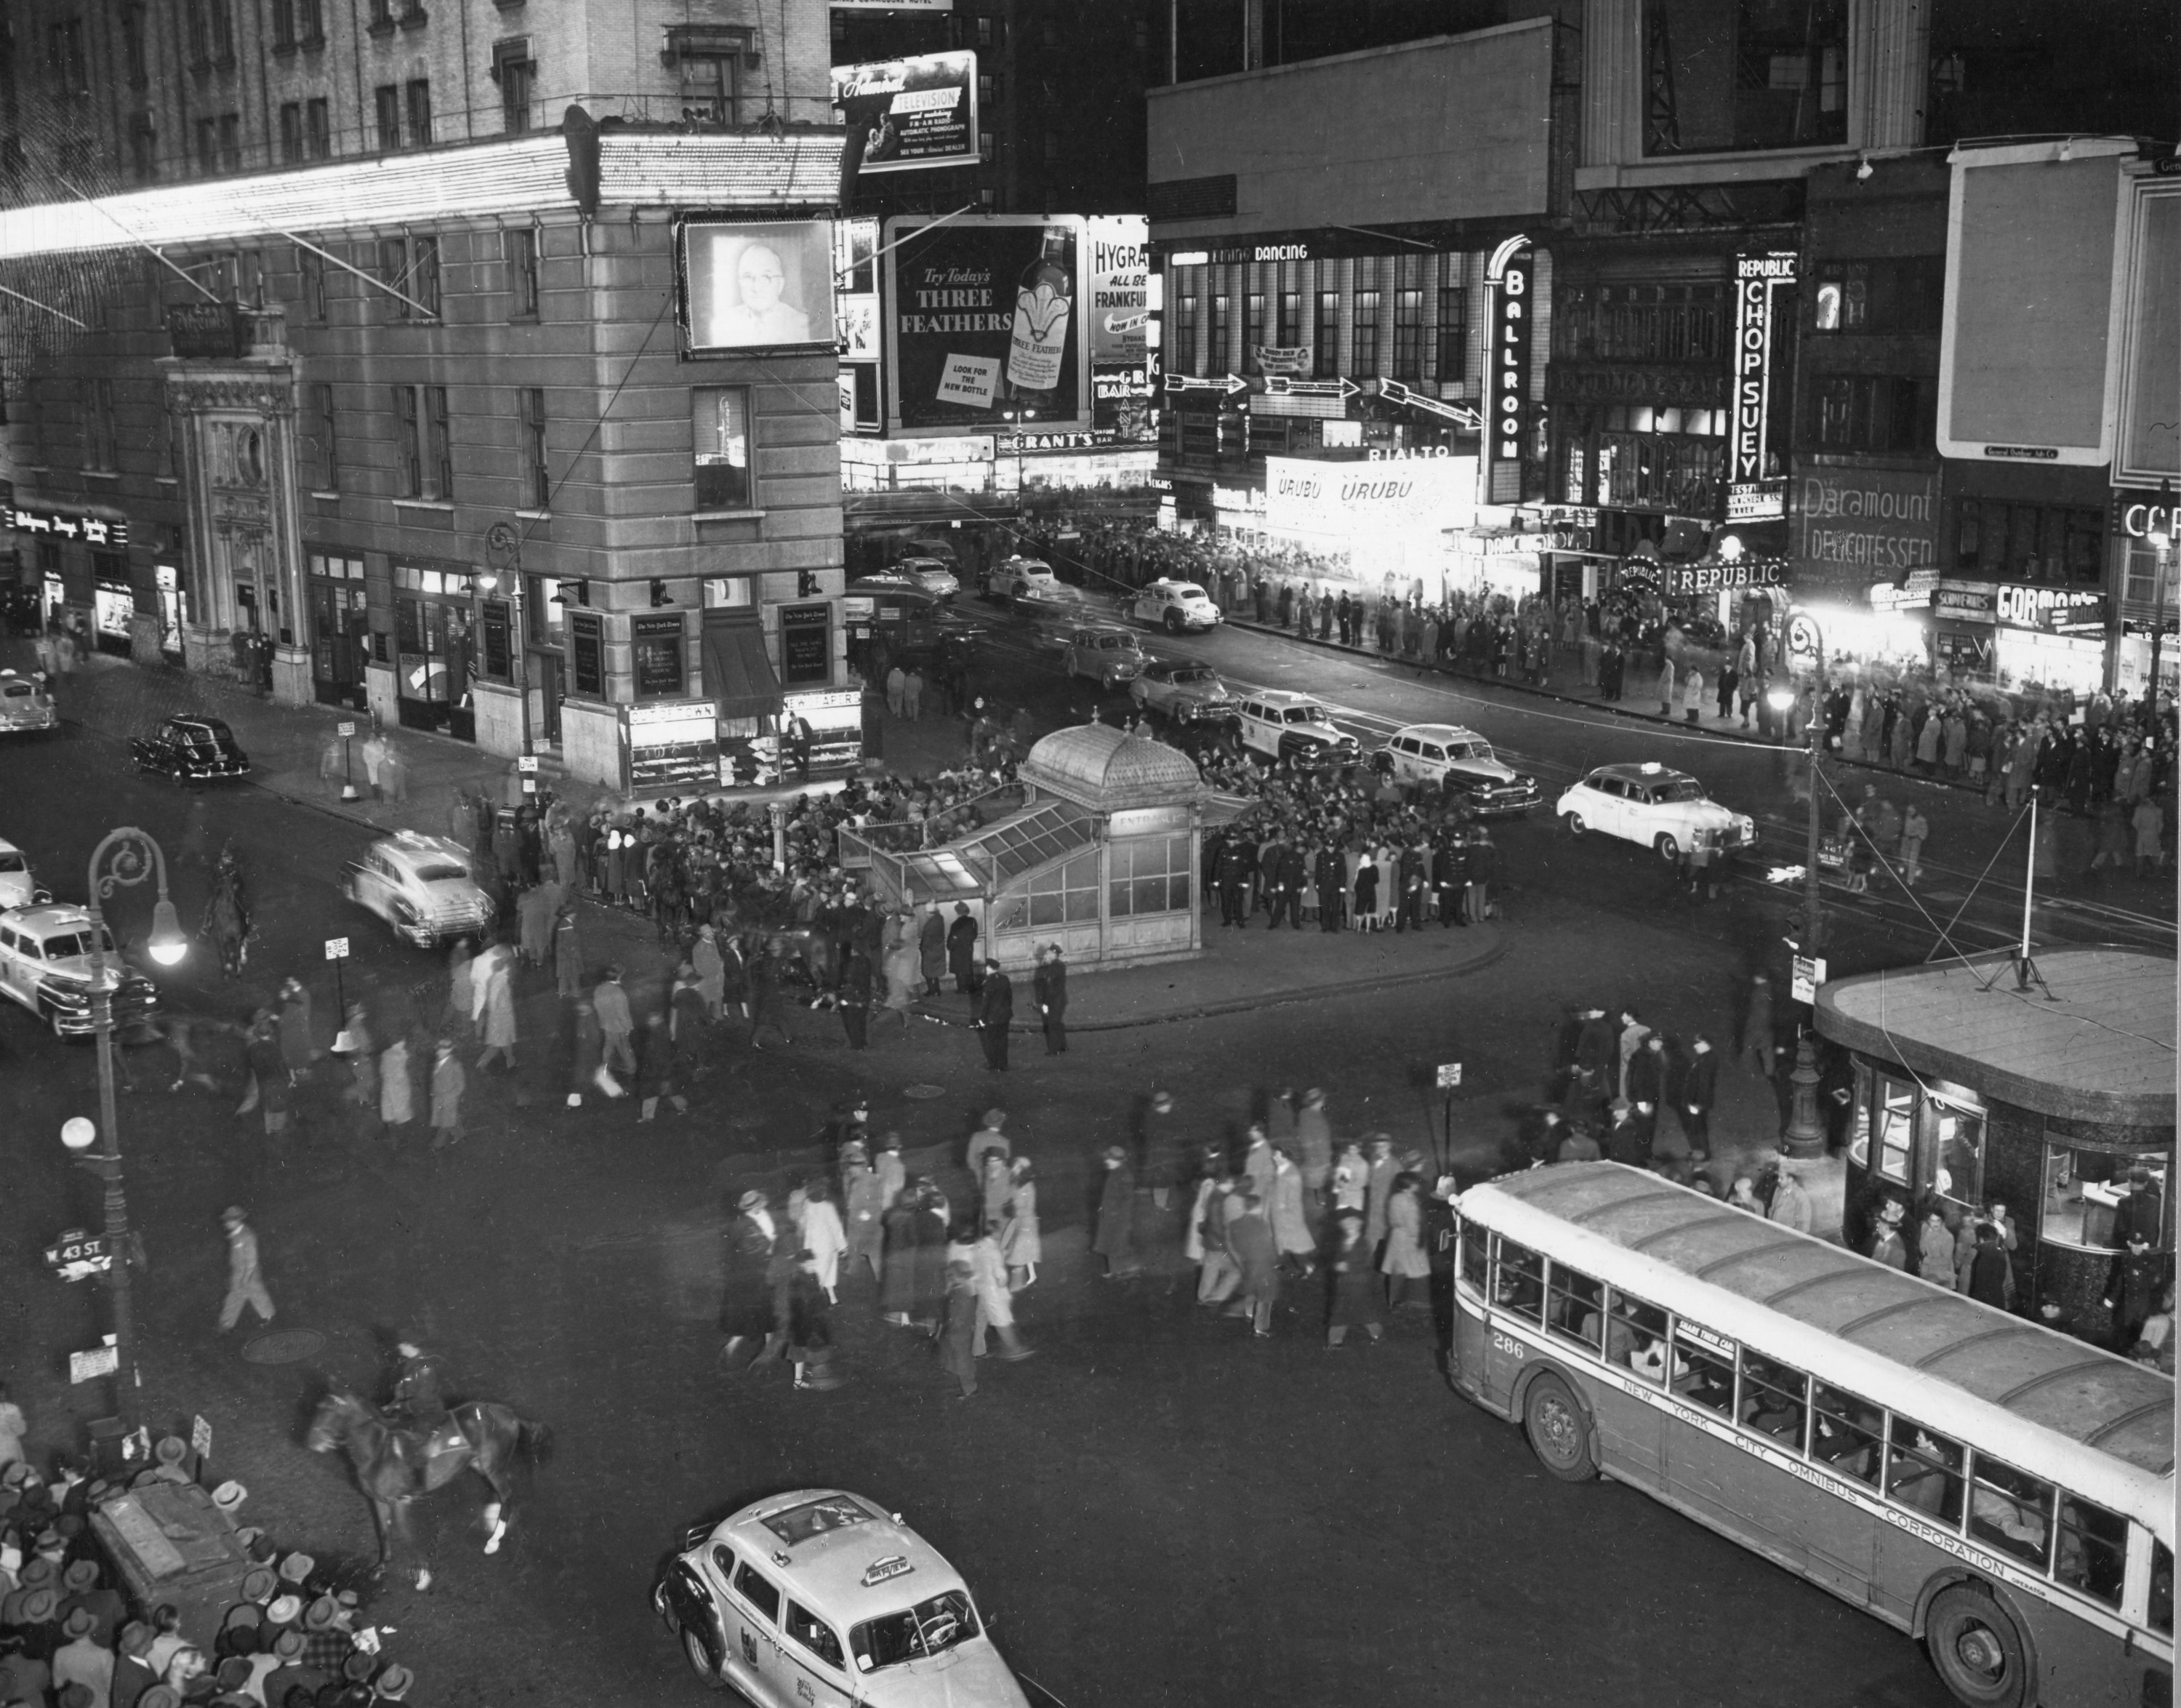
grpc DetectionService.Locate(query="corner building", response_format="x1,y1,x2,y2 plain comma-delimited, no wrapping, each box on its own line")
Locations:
0,0,850,794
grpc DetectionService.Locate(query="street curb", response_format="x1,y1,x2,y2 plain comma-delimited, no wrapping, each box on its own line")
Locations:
1219,613,2012,801
898,928,1511,1035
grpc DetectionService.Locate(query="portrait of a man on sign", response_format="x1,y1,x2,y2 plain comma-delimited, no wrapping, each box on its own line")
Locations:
682,220,833,353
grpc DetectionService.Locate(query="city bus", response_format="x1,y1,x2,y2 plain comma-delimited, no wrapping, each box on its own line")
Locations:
1450,1163,2173,1708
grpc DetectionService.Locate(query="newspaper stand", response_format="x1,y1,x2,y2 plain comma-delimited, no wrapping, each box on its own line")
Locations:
90,1481,255,1638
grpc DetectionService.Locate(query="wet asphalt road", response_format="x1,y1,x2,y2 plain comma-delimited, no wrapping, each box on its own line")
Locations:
0,615,2124,1708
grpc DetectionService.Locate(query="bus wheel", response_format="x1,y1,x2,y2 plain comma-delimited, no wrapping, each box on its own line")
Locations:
1522,1372,1597,1482
1925,1586,2030,1707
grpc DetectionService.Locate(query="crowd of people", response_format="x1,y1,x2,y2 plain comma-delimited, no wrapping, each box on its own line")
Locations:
0,1450,419,1708
717,1087,1458,1389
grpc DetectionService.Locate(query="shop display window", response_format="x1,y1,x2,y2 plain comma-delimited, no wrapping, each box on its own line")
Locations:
2041,1140,2171,1254
995,851,1098,932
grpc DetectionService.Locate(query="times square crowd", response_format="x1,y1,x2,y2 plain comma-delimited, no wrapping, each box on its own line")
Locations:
1030,513,2180,868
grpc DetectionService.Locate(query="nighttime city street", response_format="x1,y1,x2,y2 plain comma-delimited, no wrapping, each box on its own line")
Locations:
0,4,2174,1708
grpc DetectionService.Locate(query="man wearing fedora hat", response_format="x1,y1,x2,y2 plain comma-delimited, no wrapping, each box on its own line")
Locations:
973,956,1012,1072
1031,944,1067,1056
217,1207,276,1336
58,1557,123,1648
261,1627,326,1707
113,1622,161,1708
0,1632,50,1708
372,1661,414,1703
52,1604,111,1707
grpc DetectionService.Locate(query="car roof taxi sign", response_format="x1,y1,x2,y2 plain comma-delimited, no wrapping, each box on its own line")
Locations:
861,1555,915,1587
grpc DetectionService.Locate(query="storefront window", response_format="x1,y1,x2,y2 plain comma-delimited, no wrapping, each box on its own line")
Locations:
1109,834,1191,917
694,388,751,511
479,599,513,681
2041,1141,2171,1254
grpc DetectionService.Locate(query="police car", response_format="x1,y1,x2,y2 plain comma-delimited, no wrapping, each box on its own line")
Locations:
341,831,495,947
1383,723,1541,816
1061,625,1146,687
1234,689,1359,767
0,670,57,735
0,902,158,1038
1555,761,1756,859
655,1490,1031,1707
1125,577,1221,633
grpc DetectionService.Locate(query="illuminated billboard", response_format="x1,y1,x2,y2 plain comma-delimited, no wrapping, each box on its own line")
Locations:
883,214,1089,436
832,51,979,176
677,217,835,355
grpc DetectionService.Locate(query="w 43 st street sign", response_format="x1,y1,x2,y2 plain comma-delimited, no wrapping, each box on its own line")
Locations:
45,1229,112,1280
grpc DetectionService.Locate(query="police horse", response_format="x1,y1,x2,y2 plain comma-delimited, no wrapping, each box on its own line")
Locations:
306,1385,552,1584
200,851,252,978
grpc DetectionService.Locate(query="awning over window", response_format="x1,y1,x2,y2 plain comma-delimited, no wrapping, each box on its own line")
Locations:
702,612,782,721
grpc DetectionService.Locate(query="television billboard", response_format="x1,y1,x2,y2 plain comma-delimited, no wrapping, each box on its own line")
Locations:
883,214,1089,436
677,217,835,355
832,52,979,176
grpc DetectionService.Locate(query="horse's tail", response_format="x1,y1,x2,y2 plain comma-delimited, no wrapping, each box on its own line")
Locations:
518,1418,554,1464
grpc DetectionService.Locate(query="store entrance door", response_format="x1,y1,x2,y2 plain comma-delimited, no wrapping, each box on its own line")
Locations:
311,582,369,708
529,650,563,746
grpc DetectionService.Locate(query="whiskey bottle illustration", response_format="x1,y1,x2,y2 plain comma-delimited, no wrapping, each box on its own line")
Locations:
1005,225,1073,396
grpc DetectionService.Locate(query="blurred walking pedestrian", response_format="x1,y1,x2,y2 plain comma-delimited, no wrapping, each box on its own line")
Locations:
968,1228,1030,1360
938,1262,979,1398
217,1207,275,1334
553,905,584,999
475,954,517,1074
1324,1213,1383,1348
1001,1157,1040,1289
1093,1146,1139,1278
378,1035,416,1150
635,1012,687,1121
276,979,317,1085
595,967,635,1075
843,1142,885,1286
1224,1193,1279,1337
1269,1150,1314,1275
1381,1173,1431,1308
428,1039,465,1152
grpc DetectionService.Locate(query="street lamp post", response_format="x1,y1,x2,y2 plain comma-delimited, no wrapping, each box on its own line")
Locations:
73,827,189,1434
1769,622,1829,1159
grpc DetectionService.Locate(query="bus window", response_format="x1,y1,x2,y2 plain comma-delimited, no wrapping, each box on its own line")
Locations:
2052,1497,2126,1608
1967,1454,2055,1571
1493,1238,1543,1323
1883,1419,1965,1527
1546,1264,1604,1353
1807,1384,1881,1486
1608,1294,1669,1379
1458,1222,1487,1295
1738,1350,1809,1448
2152,1541,2173,1635
1669,1323,1735,1416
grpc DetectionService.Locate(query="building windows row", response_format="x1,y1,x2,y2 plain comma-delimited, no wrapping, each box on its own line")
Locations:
1557,281,1724,364
1810,257,1944,334
1173,265,1469,385
1953,500,2105,585
375,81,433,151
1810,374,1935,455
270,0,327,50
194,114,241,177
182,0,236,70
391,384,452,501
377,233,441,319
367,0,430,31
278,99,333,165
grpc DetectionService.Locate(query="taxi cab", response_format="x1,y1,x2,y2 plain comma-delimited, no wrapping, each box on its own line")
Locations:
0,838,45,911
0,670,57,734
1126,577,1221,633
0,902,158,1038
1556,761,1755,860
1061,625,1146,687
1383,723,1541,816
1234,689,1359,767
341,831,495,947
655,1490,1031,1707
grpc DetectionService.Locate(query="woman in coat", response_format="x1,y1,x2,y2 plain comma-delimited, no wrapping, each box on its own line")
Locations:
879,1196,923,1326
968,1228,1029,1358
1373,846,1399,933
568,995,606,1106
1001,1157,1041,1288
798,1176,848,1304
477,960,518,1073
1351,854,1379,933
1093,1146,1140,1278
936,1261,979,1398
880,913,922,1033
1380,1172,1432,1307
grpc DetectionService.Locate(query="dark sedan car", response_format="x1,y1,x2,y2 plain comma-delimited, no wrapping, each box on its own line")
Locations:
131,715,252,782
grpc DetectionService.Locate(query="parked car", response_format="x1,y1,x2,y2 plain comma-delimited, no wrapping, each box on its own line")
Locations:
0,902,158,1038
342,831,495,947
1555,761,1755,859
0,838,45,911
1061,625,1146,688
1126,577,1222,633
0,670,57,734
1130,659,1237,723
654,1489,1032,1707
130,715,251,782
892,555,961,599
1234,689,1359,766
1383,723,1541,816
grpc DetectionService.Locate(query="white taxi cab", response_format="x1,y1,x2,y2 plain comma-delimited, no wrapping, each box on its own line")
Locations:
1556,761,1755,859
1234,689,1359,767
341,830,495,947
0,670,57,735
1383,723,1541,817
1126,577,1221,633
0,902,158,1037
0,838,44,911
655,1490,1031,1707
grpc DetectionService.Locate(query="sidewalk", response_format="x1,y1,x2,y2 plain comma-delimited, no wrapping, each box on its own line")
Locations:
1218,612,2177,909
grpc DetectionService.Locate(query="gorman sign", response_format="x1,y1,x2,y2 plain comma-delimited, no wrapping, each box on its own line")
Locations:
1263,454,1477,538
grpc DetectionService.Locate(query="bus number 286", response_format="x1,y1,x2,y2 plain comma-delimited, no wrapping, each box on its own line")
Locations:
1492,1331,1524,1360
